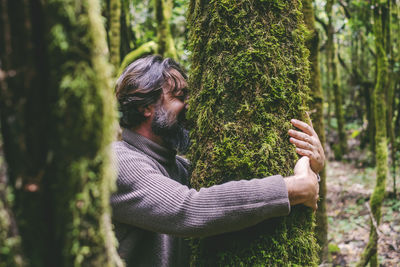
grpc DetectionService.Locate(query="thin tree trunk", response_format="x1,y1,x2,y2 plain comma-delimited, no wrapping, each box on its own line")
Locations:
187,0,318,265
357,0,389,265
0,0,122,266
326,0,347,159
325,39,333,129
109,0,121,69
155,0,177,59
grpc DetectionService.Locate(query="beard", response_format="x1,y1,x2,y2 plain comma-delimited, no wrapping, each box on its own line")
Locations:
151,106,190,154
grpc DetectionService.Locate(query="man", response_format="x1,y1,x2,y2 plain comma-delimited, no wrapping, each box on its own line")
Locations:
111,55,325,266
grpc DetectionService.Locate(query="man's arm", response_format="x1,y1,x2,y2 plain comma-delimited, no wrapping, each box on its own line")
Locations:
111,146,318,238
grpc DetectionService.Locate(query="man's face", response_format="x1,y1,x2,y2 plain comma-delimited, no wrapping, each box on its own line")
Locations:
151,69,190,153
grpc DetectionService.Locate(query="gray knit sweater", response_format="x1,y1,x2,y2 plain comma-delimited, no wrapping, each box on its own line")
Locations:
110,129,290,267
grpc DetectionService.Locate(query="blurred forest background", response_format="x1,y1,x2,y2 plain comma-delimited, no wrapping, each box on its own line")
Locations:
0,0,399,266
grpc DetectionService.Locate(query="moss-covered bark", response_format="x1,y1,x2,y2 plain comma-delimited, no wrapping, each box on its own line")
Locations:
326,0,347,159
187,0,318,265
109,0,121,69
302,0,328,262
155,0,177,59
357,1,389,266
0,0,122,266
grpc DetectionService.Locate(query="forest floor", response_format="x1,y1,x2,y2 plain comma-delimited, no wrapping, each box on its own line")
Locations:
325,160,400,266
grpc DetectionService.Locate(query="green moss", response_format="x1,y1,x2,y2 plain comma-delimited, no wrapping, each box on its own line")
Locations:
187,0,318,265
328,244,340,254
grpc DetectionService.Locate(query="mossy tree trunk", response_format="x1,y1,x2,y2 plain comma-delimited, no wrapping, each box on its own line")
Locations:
187,0,318,265
155,0,177,59
325,47,333,128
0,0,122,266
357,0,389,266
303,0,328,262
109,0,121,69
386,0,397,195
357,32,376,153
119,0,136,61
326,0,347,159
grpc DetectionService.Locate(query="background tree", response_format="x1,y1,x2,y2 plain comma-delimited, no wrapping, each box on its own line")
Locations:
0,0,122,266
109,0,121,69
357,0,390,265
155,0,177,59
325,0,347,159
187,0,318,265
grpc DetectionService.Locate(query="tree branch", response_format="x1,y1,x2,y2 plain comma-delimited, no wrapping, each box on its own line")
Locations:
338,52,349,72
337,0,352,19
315,15,328,34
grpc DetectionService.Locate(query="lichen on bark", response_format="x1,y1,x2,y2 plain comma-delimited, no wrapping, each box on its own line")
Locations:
187,0,318,265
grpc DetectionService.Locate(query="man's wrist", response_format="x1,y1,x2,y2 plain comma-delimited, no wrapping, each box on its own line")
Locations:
284,175,306,206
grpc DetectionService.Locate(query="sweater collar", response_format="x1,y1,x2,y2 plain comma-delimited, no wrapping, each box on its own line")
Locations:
122,128,177,165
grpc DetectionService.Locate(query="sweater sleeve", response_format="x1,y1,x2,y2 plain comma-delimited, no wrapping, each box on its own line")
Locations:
110,145,290,238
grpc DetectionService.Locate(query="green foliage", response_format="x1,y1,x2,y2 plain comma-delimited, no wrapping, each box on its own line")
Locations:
187,0,318,265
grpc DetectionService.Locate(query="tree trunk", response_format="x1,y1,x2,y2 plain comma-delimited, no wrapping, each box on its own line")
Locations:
109,0,121,69
155,0,177,59
357,0,389,266
187,0,318,265
325,46,333,128
0,0,122,266
303,0,328,262
326,0,347,159
119,0,136,61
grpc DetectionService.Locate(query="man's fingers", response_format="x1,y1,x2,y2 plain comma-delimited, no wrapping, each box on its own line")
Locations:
290,137,315,151
288,129,316,145
296,148,313,158
290,119,316,136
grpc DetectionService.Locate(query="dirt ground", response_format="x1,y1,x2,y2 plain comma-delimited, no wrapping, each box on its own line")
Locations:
325,160,400,266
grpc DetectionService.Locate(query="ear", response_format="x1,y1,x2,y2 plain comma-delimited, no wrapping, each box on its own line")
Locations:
140,105,154,118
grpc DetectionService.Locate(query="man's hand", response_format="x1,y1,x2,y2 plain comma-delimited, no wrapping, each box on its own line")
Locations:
285,157,319,211
288,118,325,173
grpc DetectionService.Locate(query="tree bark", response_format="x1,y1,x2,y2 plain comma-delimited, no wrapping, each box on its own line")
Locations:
155,0,177,59
187,0,318,265
303,0,328,262
357,0,389,266
326,0,347,159
109,0,121,69
0,0,122,266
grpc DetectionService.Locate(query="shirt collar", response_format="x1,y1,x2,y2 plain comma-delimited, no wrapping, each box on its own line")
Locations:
121,128,177,165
